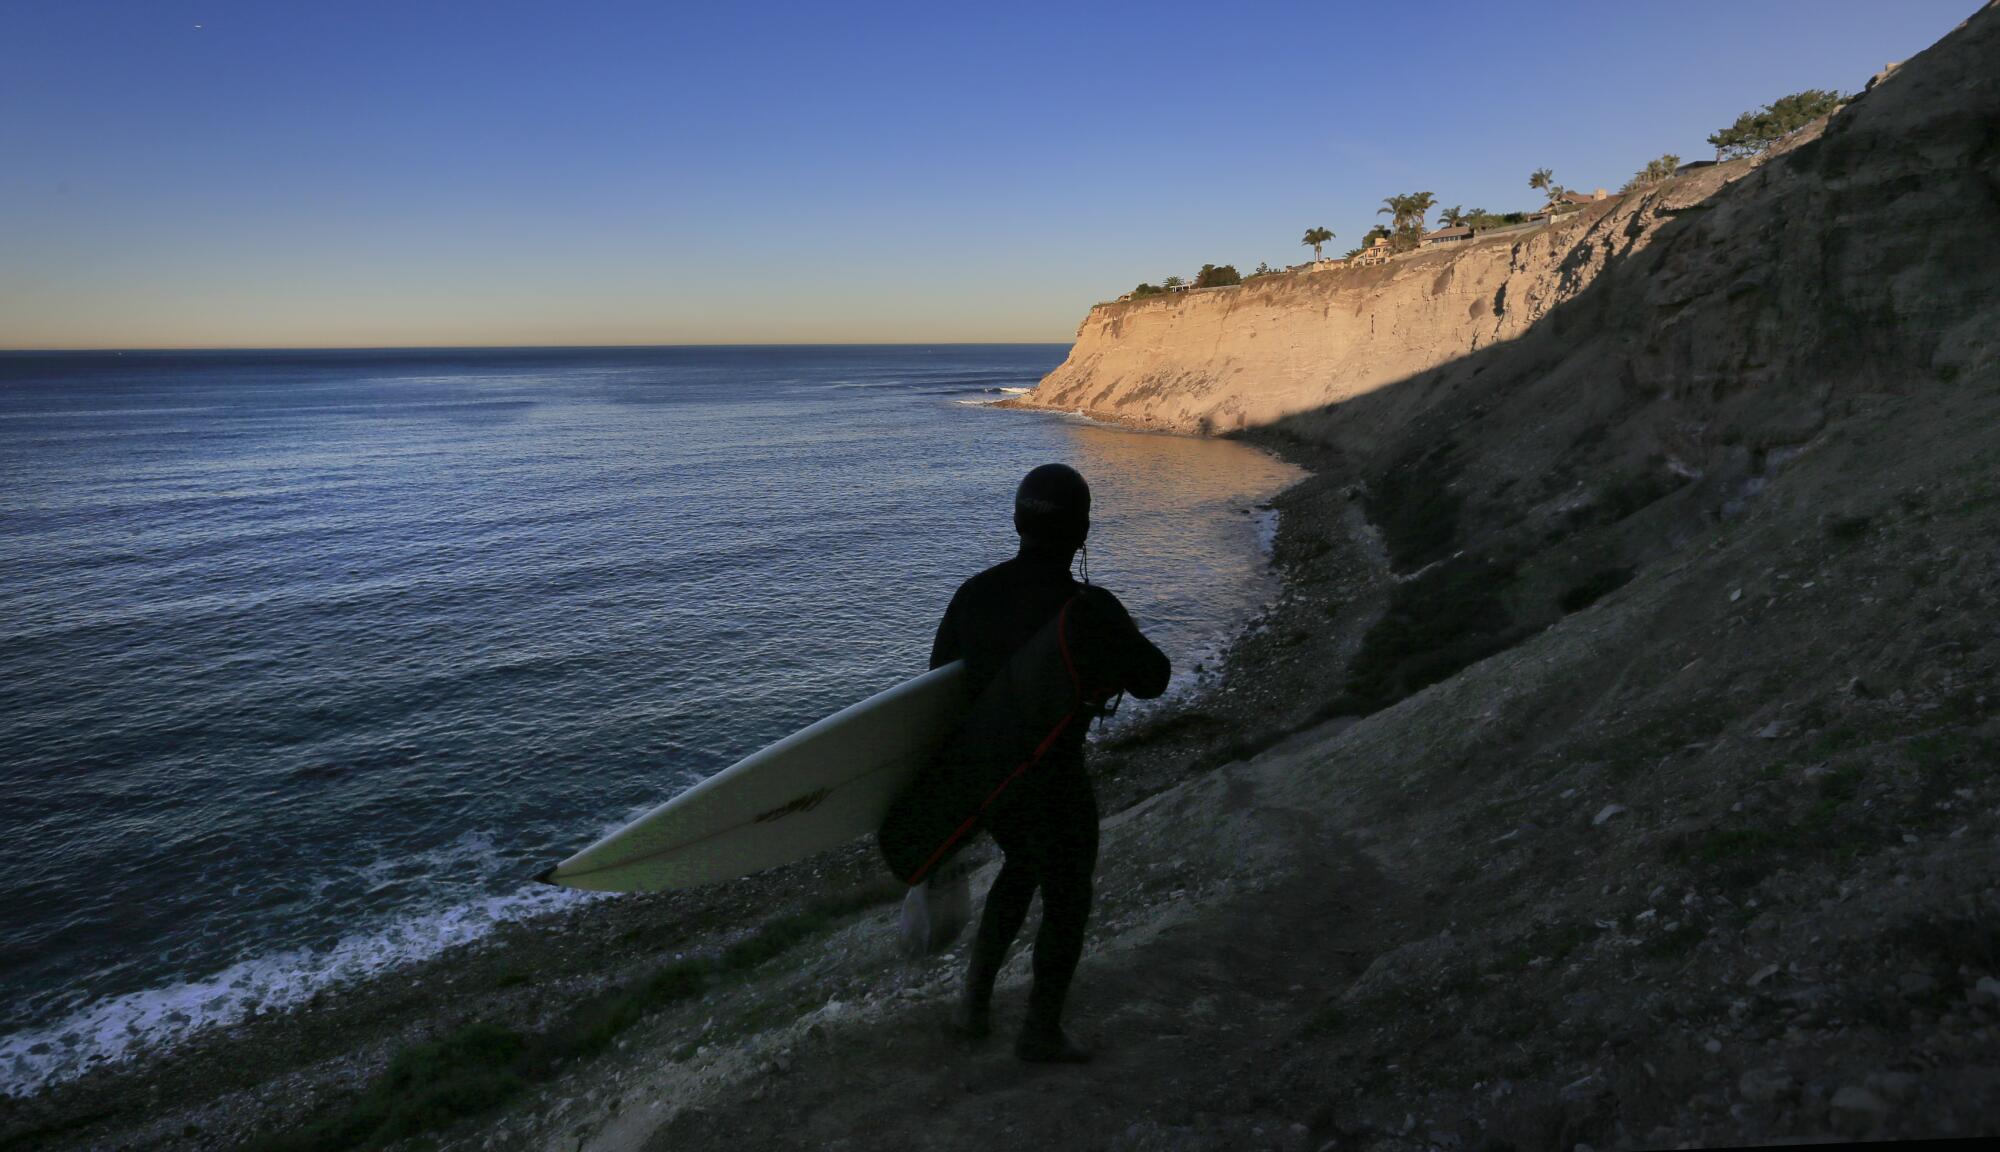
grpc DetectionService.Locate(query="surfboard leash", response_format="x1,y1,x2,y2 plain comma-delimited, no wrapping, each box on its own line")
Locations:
1070,551,1130,728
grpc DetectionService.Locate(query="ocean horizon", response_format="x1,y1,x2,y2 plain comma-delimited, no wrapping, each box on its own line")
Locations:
1,342,1083,354
0,343,1300,1096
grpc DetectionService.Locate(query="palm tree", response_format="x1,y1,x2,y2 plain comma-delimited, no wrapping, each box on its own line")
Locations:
1438,205,1467,228
1407,192,1437,229
1378,194,1418,233
1530,168,1566,211
1301,226,1335,262
1378,192,1438,237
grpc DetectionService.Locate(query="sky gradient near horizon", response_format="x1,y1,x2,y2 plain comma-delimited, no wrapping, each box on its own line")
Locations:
0,0,1976,349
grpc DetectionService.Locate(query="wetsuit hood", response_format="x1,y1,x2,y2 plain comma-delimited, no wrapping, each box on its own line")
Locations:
1014,463,1089,551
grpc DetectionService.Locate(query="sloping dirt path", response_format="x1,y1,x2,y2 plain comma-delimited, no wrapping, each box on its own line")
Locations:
629,770,1406,1152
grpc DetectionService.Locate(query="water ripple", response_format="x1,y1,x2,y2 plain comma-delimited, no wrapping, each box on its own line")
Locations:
0,346,1300,1096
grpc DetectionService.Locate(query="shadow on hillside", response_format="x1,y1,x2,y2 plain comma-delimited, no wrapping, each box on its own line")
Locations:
1212,27,1996,720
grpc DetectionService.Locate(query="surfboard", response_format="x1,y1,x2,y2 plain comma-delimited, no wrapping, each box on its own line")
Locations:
539,662,969,892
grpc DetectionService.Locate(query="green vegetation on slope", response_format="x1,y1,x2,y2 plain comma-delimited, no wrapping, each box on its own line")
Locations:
1342,555,1528,713
1707,89,1848,158
247,882,903,1152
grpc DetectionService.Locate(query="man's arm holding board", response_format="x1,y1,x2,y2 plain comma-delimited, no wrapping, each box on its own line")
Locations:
1082,586,1171,699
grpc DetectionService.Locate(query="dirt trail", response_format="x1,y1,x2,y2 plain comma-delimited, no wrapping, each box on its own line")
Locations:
629,759,1407,1152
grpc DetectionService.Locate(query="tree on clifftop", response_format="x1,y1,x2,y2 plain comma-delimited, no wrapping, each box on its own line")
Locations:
1707,89,1848,159
1464,208,1526,230
1529,168,1558,205
1622,153,1682,192
1377,193,1430,233
1301,226,1335,262
1193,263,1242,288
1437,205,1467,228
1529,169,1574,212
1377,195,1410,231
1378,193,1435,250
1407,192,1437,225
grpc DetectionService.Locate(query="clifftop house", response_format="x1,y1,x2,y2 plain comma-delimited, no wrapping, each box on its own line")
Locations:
1348,235,1396,267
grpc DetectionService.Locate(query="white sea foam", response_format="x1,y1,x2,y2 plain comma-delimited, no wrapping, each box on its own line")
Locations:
998,387,1033,394
0,835,607,1100
1091,503,1287,736
1253,507,1282,555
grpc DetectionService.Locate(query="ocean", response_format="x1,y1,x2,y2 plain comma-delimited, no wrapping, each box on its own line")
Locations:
0,344,1299,1096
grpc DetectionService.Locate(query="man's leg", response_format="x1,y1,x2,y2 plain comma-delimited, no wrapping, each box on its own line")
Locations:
958,851,1036,1038
1017,773,1100,1062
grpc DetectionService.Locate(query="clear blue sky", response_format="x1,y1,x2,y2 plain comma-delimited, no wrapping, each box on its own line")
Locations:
0,0,1973,348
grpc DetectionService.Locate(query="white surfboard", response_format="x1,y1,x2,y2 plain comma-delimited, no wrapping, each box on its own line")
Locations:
540,662,969,892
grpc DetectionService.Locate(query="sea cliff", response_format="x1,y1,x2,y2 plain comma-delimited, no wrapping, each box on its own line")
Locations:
1011,199,1651,435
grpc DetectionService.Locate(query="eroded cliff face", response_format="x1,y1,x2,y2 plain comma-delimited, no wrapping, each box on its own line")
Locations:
1015,187,1727,435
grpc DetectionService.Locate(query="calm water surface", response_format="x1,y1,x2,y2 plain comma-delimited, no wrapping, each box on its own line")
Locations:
0,345,1299,1094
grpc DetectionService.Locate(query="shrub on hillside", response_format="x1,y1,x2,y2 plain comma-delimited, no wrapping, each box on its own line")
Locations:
1594,468,1686,524
1343,556,1527,712
1366,445,1463,571
1559,566,1635,613
1464,210,1528,230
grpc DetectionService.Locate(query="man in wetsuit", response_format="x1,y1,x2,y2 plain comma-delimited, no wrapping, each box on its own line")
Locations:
929,463,1171,1063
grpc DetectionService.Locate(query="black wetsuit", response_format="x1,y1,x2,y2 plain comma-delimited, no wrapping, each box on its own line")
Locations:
929,542,1170,1035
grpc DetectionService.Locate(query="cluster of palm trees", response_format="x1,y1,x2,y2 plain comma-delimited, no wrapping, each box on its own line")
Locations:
1291,168,1590,268
1529,168,1569,210
1385,172,1575,239
1376,191,1438,236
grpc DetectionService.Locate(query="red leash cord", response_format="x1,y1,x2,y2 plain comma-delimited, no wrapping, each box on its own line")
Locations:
906,600,1090,884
